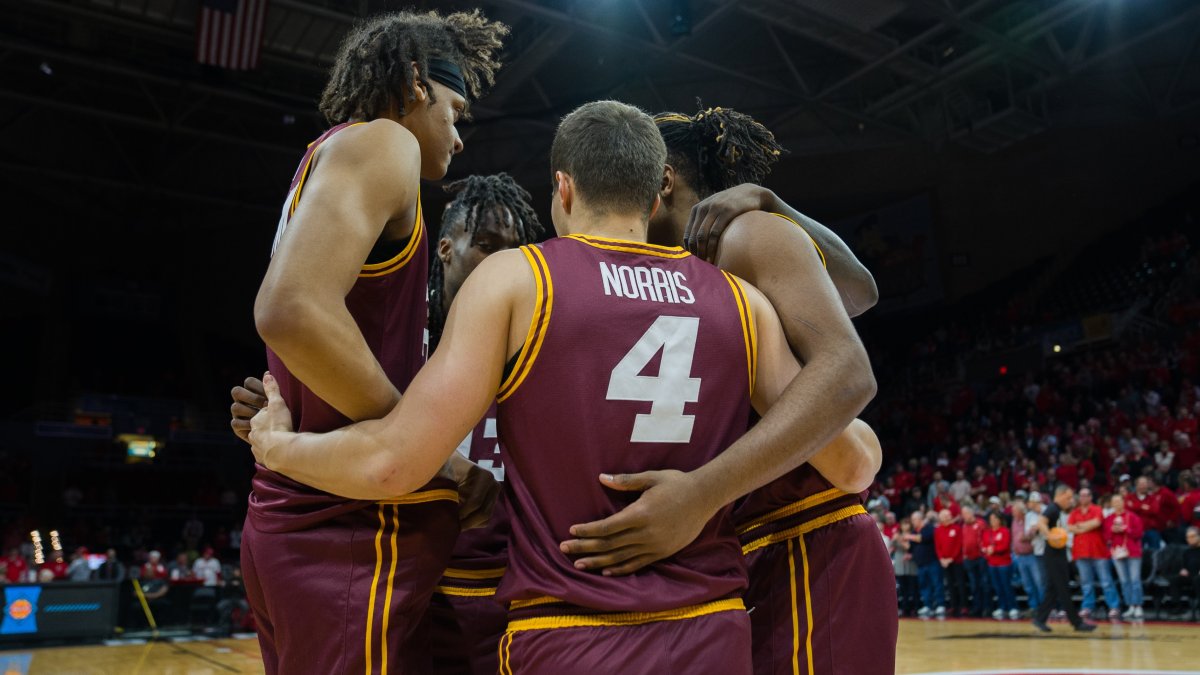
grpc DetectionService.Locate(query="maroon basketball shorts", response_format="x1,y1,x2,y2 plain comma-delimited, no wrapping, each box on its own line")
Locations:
498,599,752,675
427,570,508,675
242,495,459,675
742,510,897,675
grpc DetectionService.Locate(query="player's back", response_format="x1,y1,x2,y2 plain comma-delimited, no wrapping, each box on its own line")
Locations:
495,234,756,615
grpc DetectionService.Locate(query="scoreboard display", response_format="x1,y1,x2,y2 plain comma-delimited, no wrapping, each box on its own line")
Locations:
1,582,119,641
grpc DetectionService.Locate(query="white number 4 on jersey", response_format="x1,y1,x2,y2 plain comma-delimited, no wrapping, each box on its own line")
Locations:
606,315,701,443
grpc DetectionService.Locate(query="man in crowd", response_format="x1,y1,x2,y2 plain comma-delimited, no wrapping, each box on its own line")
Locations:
961,506,991,617
1171,526,1199,620
1131,477,1166,550
1068,488,1121,619
193,547,222,587
935,509,968,617
908,511,944,617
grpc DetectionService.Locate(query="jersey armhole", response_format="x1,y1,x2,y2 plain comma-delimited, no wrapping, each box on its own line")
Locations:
721,271,758,396
497,245,554,403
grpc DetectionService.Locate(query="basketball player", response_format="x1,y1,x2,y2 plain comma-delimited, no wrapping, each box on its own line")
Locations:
240,10,508,674
234,173,542,674
248,100,876,674
424,174,544,675
559,106,896,674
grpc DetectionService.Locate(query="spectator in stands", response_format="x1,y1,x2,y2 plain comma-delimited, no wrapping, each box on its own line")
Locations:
936,509,968,617
1154,476,1181,543
1170,526,1199,621
1010,499,1043,613
216,565,250,636
906,511,944,617
193,547,221,587
93,548,125,582
66,547,91,582
3,548,28,584
932,480,959,517
140,550,167,580
984,511,1017,620
960,506,991,617
1179,472,1200,530
1026,493,1051,605
950,471,973,503
1104,494,1145,619
893,518,919,617
1068,488,1122,619
168,552,194,582
1155,442,1176,477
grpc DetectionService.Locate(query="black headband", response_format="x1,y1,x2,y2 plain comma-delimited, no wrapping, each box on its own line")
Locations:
428,58,468,98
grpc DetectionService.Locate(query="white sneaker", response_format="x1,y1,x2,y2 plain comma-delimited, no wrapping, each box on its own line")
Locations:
918,607,931,617
935,606,946,616
1008,609,1020,620
1108,608,1121,620
1079,608,1092,619
992,609,1004,620
1122,606,1136,619
1133,606,1143,619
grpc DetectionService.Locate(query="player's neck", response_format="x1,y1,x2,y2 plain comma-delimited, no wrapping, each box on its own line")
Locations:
565,209,649,243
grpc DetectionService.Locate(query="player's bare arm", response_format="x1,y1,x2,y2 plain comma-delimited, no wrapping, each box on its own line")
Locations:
249,249,532,500
254,119,421,422
562,211,876,574
683,184,879,317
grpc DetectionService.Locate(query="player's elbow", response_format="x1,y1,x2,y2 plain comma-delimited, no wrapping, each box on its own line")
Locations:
374,454,444,499
840,345,877,413
254,286,316,350
843,271,880,318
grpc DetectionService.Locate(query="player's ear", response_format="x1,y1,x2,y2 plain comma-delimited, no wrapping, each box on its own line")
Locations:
438,237,453,264
660,164,676,199
409,62,429,103
648,194,662,220
555,171,573,215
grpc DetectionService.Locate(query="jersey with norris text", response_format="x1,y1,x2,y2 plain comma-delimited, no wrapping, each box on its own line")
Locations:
495,234,757,613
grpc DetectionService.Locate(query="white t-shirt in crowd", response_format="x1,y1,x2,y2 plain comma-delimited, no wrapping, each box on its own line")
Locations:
193,557,221,586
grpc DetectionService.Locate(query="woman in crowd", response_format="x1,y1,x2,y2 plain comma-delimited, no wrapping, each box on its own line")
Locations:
893,518,920,616
1104,494,1145,619
984,511,1018,620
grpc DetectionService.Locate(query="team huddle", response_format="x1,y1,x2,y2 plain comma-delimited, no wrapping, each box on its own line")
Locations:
228,9,895,675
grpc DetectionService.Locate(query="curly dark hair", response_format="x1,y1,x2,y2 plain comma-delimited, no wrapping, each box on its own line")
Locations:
654,105,785,197
319,9,509,125
428,173,544,353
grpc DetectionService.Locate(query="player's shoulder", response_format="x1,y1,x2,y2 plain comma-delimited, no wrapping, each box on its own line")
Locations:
718,210,821,278
317,118,420,167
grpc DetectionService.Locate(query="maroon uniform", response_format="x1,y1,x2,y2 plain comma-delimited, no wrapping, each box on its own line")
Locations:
428,404,511,675
243,122,459,675
494,235,757,675
735,465,897,675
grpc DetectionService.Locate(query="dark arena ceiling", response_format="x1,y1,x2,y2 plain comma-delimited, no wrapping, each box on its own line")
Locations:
3,0,1200,220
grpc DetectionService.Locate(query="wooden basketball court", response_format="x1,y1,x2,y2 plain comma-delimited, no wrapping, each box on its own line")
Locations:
1,619,1197,674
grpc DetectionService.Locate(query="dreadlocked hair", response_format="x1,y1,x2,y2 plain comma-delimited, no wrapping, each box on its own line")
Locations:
319,9,509,125
428,173,544,354
653,106,785,198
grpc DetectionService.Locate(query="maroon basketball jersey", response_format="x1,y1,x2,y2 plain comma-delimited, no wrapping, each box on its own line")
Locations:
494,235,757,613
250,122,448,533
446,403,510,571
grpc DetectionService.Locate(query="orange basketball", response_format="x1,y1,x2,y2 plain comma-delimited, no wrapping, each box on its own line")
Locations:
1048,527,1069,549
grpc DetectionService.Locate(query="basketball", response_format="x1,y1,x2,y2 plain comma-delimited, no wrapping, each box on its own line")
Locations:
1048,527,1069,549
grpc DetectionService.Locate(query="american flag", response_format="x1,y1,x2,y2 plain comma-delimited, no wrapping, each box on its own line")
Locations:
196,0,269,70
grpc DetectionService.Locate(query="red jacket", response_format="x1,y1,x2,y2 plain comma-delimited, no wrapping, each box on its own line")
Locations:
983,526,1012,567
934,523,964,563
961,519,986,560
1129,492,1163,530
1157,487,1180,527
1181,489,1200,528
1103,511,1144,559
1068,505,1108,559
3,555,28,583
